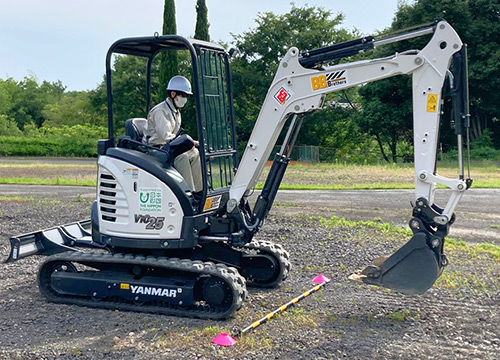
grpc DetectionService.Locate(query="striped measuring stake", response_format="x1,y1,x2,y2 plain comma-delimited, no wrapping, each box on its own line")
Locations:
212,274,330,346
238,274,330,336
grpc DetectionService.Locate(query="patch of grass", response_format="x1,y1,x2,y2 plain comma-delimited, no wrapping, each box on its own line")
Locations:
475,243,500,260
0,195,35,203
387,309,421,322
313,215,500,261
435,270,490,293
490,224,499,229
257,162,500,189
317,215,411,238
148,324,274,356
1,160,499,188
72,344,82,356
281,307,319,328
255,182,415,190
201,325,223,338
445,239,500,261
237,333,274,351
389,309,412,322
0,176,96,187
0,162,94,170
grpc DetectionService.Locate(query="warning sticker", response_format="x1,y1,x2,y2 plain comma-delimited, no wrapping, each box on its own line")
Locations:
139,188,162,213
426,94,438,113
122,168,139,179
274,87,293,106
203,195,222,212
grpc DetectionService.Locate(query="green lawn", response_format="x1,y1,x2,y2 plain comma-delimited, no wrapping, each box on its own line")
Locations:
0,160,498,189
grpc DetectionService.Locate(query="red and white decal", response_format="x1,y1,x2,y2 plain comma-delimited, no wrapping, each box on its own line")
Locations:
274,87,292,106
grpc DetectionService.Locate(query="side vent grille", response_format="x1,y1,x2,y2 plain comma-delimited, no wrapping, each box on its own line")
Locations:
98,172,118,222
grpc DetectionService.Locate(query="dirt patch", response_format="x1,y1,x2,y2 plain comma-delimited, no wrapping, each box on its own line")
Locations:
0,193,498,359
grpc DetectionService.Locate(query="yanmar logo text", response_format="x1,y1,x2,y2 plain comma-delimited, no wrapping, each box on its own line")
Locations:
130,285,179,298
311,70,348,91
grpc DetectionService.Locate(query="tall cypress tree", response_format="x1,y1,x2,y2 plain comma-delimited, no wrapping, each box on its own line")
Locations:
194,0,210,41
159,0,178,100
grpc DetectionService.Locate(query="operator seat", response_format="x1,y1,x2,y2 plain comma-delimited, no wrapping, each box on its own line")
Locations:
124,118,147,143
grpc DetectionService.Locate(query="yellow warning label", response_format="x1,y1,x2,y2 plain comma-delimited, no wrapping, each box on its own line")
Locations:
120,283,130,290
203,195,222,212
426,94,438,112
203,198,213,211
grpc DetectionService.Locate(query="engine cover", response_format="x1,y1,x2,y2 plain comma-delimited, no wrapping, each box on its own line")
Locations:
96,156,186,241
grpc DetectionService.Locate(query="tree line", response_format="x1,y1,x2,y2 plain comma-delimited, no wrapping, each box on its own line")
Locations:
0,0,498,161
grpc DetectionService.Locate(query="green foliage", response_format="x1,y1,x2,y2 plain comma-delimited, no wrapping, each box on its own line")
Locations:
1,1,498,161
42,91,105,127
91,56,159,134
445,129,500,160
194,0,210,41
90,49,196,138
357,75,412,163
0,124,106,157
469,129,500,159
357,0,500,161
476,243,500,260
0,114,22,136
0,79,14,115
160,0,179,100
231,4,355,142
0,76,65,130
396,0,500,141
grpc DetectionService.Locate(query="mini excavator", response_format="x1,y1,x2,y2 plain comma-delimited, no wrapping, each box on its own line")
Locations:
6,20,472,319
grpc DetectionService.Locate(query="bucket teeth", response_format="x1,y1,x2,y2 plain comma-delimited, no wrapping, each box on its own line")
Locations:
348,255,389,283
347,272,366,283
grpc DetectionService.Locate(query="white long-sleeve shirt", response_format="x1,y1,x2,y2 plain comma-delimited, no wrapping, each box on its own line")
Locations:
143,97,181,146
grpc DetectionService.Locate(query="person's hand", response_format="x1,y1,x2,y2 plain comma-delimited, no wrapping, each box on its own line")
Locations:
188,140,199,151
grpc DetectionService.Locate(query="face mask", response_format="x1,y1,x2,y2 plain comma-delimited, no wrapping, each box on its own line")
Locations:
174,96,188,108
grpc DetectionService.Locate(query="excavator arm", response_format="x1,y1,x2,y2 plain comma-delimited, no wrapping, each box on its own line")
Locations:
228,20,471,294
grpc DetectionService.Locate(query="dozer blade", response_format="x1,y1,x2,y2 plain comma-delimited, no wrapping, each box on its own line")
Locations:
5,220,94,263
349,232,443,294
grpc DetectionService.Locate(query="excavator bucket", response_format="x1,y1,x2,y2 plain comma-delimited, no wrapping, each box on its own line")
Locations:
349,232,444,294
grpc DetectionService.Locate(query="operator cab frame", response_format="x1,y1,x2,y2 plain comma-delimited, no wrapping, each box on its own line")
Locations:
98,35,239,213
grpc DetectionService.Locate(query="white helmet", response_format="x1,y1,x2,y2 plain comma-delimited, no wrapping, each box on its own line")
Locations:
167,75,193,95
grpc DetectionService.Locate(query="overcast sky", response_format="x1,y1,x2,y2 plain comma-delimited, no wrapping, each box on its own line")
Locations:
0,0,400,91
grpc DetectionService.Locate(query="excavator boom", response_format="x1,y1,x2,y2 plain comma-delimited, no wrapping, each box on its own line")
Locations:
229,20,471,294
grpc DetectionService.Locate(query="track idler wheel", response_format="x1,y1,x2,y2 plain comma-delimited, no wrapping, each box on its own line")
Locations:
202,277,234,310
349,232,444,294
38,260,78,300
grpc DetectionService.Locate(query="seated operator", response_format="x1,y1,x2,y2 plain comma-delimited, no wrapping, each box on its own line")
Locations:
143,75,203,194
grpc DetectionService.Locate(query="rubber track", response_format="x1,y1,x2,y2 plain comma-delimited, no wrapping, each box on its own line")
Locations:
37,252,247,320
242,240,292,288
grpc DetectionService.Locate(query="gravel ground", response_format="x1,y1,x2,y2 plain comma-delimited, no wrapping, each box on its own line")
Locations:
0,190,498,359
